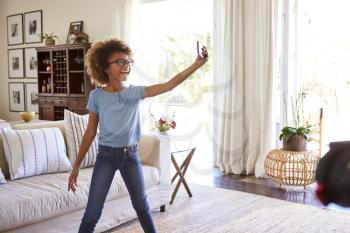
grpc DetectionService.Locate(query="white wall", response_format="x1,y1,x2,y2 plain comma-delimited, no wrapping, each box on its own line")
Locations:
0,0,116,121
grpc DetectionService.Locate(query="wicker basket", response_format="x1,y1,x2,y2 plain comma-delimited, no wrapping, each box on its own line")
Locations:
264,149,320,189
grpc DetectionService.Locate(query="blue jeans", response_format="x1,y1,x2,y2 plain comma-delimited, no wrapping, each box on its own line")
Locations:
78,144,157,233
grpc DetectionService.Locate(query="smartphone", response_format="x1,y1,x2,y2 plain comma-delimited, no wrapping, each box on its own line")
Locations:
197,41,202,58
197,41,207,58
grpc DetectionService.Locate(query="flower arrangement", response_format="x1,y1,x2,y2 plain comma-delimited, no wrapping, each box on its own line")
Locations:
151,113,176,133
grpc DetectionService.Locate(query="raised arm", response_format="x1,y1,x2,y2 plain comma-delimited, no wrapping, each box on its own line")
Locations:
144,45,208,98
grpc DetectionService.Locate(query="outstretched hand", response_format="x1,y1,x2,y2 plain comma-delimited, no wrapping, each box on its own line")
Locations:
193,45,209,68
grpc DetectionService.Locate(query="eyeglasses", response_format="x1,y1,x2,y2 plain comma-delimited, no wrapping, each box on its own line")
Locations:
109,58,134,67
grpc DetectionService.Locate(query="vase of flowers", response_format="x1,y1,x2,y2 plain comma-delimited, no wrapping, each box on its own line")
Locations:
151,113,176,134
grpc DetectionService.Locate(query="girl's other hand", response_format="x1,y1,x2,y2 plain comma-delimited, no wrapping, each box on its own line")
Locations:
68,166,79,193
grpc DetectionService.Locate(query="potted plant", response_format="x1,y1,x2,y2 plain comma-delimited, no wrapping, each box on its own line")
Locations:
40,32,58,46
279,126,311,151
279,91,312,151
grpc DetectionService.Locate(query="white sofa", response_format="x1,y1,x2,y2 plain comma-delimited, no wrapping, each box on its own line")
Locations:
0,120,171,233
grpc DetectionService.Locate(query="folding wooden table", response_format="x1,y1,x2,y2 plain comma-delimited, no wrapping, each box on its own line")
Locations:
170,148,196,204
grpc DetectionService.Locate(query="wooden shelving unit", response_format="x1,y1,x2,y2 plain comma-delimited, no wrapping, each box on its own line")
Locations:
36,43,93,120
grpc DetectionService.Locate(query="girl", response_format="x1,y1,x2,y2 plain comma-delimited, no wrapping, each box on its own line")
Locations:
68,38,208,233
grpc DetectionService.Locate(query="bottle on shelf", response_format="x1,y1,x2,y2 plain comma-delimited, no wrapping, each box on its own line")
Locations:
47,78,51,93
42,80,47,93
81,82,85,93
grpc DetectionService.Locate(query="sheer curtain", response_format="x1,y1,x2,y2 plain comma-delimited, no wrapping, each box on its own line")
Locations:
112,0,135,41
213,0,274,177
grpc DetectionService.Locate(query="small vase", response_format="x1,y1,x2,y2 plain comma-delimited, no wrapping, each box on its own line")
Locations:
45,39,55,46
158,131,169,136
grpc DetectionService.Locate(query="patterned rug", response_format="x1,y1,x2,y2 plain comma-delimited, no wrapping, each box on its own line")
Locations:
106,184,350,233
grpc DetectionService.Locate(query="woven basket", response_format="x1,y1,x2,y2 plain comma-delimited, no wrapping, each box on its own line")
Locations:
264,149,320,188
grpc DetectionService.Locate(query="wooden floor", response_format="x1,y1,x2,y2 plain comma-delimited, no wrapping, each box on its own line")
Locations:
185,167,324,208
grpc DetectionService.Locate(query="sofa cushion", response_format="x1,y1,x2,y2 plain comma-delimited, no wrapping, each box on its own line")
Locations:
7,121,66,180
1,127,71,180
64,110,99,168
0,168,6,184
0,165,159,232
0,122,11,179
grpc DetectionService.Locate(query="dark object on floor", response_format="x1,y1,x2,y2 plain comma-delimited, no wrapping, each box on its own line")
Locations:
315,141,350,206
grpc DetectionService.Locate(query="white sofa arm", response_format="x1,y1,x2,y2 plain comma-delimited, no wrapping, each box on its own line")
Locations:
138,134,171,185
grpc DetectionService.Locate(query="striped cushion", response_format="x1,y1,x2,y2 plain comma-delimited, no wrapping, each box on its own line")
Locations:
64,110,98,168
0,168,5,184
0,122,10,183
1,127,71,180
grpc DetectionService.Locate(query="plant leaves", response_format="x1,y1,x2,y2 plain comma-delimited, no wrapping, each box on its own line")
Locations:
280,126,311,141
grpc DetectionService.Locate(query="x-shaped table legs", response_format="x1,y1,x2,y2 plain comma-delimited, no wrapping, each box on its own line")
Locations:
170,148,196,204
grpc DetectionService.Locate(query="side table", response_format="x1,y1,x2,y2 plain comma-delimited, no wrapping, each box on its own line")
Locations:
170,148,196,204
264,149,320,189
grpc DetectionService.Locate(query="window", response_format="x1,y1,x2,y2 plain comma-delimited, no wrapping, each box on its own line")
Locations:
279,0,350,150
131,0,214,171
296,0,350,144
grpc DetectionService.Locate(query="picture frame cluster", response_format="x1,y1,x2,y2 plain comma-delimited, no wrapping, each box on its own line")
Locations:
8,48,38,79
7,10,43,45
8,82,38,113
6,10,42,113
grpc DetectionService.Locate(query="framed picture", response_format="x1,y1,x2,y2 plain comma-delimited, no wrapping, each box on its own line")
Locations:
66,21,83,44
7,14,24,45
25,83,39,113
8,49,24,78
8,82,25,112
24,10,42,44
24,48,38,78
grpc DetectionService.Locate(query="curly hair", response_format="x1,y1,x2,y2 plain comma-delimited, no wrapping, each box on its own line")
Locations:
85,38,132,86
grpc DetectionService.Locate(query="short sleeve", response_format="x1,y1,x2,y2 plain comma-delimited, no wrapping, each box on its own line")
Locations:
86,90,98,114
129,85,145,100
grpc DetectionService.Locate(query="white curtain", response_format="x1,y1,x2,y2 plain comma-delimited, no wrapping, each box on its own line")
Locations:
112,0,135,41
213,0,273,177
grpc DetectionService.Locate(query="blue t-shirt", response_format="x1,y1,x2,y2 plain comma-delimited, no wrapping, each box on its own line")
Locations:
86,85,145,148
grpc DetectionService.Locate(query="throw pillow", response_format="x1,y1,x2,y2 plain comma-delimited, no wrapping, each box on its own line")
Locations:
64,110,98,168
1,127,71,180
0,122,11,181
0,167,6,184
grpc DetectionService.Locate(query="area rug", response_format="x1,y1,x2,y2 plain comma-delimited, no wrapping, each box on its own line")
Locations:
106,184,350,233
